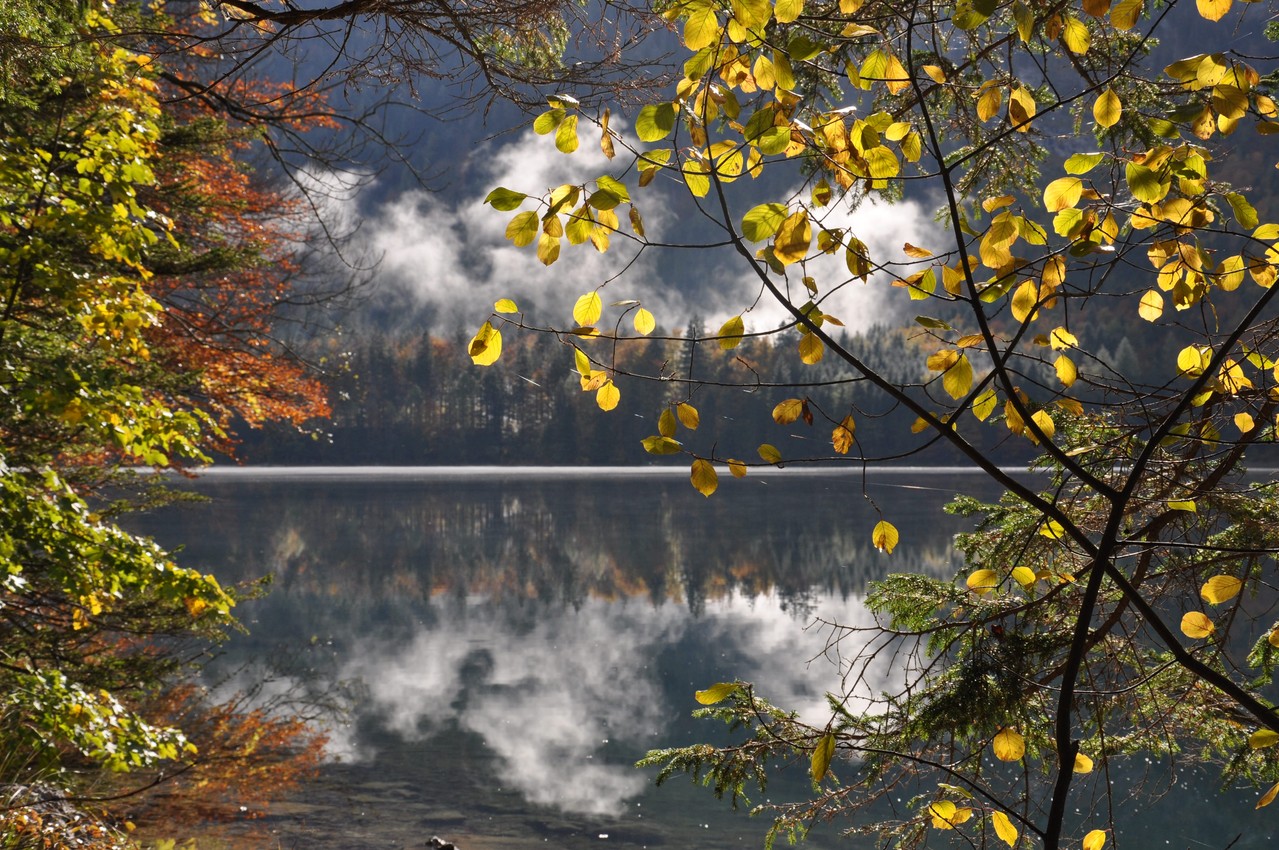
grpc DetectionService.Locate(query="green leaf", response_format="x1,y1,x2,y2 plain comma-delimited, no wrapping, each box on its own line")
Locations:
483,187,527,211
635,103,677,143
741,203,789,241
1064,152,1105,174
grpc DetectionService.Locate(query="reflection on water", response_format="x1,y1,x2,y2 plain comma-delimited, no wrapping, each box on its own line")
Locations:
134,468,995,848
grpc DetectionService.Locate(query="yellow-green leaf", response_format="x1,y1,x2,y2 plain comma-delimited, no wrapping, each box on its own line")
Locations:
811,732,835,783
658,408,677,438
991,811,1018,848
684,7,721,50
642,435,682,454
774,210,812,266
691,458,718,496
695,682,737,705
973,387,998,421
758,443,782,464
494,298,519,314
1012,566,1038,587
967,568,999,594
505,211,540,247
872,520,899,554
484,187,528,211
555,114,580,154
573,292,603,326
1200,574,1242,604
775,0,805,24
1044,176,1084,212
1249,729,1279,749
1180,610,1215,639
799,333,824,364
993,728,1025,761
1167,499,1197,512
1094,88,1122,128
1062,16,1091,54
719,315,746,350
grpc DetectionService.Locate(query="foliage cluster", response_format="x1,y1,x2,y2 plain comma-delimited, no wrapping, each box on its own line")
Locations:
474,1,1279,849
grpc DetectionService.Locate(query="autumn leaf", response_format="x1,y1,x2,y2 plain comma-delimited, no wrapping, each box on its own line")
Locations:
695,682,737,704
596,380,620,411
811,732,836,783
872,520,899,554
967,569,998,594
676,402,700,430
772,398,806,424
690,458,718,496
991,811,1018,847
992,728,1025,761
633,308,656,335
1180,611,1215,639
1083,829,1107,850
469,321,502,366
1074,752,1094,773
1200,575,1242,604
573,292,603,326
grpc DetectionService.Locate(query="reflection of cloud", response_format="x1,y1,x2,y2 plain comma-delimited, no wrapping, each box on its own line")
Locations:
334,591,899,817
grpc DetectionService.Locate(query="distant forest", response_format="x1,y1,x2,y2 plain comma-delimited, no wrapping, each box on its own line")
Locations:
235,317,1185,467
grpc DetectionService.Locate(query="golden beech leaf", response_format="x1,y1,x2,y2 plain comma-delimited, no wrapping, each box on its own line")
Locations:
1074,753,1095,773
1044,176,1084,211
719,315,746,350
811,732,835,783
469,322,502,366
799,333,824,364
1138,289,1164,321
536,231,562,265
1050,327,1078,349
758,443,782,464
634,307,656,336
596,380,621,411
677,402,700,430
774,209,812,265
929,801,958,830
973,387,998,421
658,408,677,438
1180,611,1216,639
690,458,718,496
728,458,748,478
1196,0,1232,21
1012,566,1038,588
1094,88,1122,128
942,356,974,400
923,65,946,83
505,210,540,246
1011,280,1040,323
1008,86,1037,131
832,415,856,454
1269,626,1279,648
695,682,737,705
991,811,1018,848
1249,729,1279,749
1055,355,1078,389
993,728,1025,762
903,242,933,258
1200,575,1243,604
1258,781,1279,809
573,291,604,326
1083,829,1107,850
1235,412,1256,434
494,298,519,313
1031,409,1056,442
967,569,999,594
872,520,899,554
773,398,806,424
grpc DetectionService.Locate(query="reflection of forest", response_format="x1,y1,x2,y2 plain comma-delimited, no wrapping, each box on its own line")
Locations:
145,471,1003,620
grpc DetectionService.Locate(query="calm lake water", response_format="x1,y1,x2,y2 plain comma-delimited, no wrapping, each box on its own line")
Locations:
131,468,1276,850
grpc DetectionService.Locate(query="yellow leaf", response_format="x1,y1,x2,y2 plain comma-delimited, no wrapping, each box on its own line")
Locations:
719,315,746,350
775,0,805,23
811,732,835,783
973,387,998,421
774,210,812,266
1062,16,1090,54
1234,411,1255,434
469,321,503,366
1044,176,1083,212
695,682,737,704
690,459,718,496
1012,566,1038,588
883,52,911,95
1094,88,1122,127
677,402,700,430
991,811,1018,848
929,800,958,830
977,86,1003,122
494,298,520,314
903,242,933,258
555,114,580,154
1269,626,1279,648
872,520,899,554
1200,575,1242,604
832,415,856,454
505,210,540,247
1012,280,1040,323
1180,611,1215,639
573,292,603,326
634,308,656,336
799,333,824,364
596,380,621,411
1196,0,1232,21
993,728,1025,762
1083,829,1107,850
923,64,946,83
728,459,748,478
1074,752,1094,773
536,231,562,265
1258,780,1279,809
942,355,974,400
1031,409,1056,441
1055,354,1078,388
684,7,721,50
773,398,805,424
967,569,999,595
1138,289,1164,321
1008,86,1037,132
1249,729,1279,749
758,443,782,464
658,408,677,438
1050,327,1078,349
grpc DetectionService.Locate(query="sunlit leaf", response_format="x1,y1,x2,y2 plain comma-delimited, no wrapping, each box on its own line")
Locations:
774,209,812,265
973,387,998,421
658,408,677,438
505,211,540,247
872,520,899,554
1013,566,1038,588
573,292,603,326
832,415,855,454
690,458,718,496
695,682,737,704
468,321,502,366
1180,611,1215,639
799,333,824,364
596,380,621,411
942,355,973,400
1200,575,1242,604
728,459,748,478
758,443,782,464
1196,0,1232,21
636,103,677,142
811,732,836,783
967,568,999,594
494,298,519,314
719,315,746,350
642,435,682,455
484,187,527,211
677,402,700,430
991,811,1018,847
1094,88,1122,127
634,308,656,336
1138,289,1164,321
773,398,805,424
1249,729,1279,749
555,114,580,154
1259,781,1279,809
1167,500,1197,512
1064,152,1105,174
1083,829,1107,850
929,800,958,830
1056,355,1077,388
993,728,1025,761
1074,752,1094,773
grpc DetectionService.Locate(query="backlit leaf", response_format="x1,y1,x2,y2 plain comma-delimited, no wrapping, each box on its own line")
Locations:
993,727,1025,761
719,315,746,350
658,408,676,437
1167,500,1197,512
1008,86,1036,131
573,292,603,326
728,459,748,478
1138,289,1164,321
555,114,580,153
973,387,998,421
1064,152,1105,174
929,800,958,830
642,435,682,455
758,443,783,464
1249,729,1279,749
991,811,1018,848
1196,0,1232,21
677,402,700,430
1094,88,1122,127
469,322,502,366
832,415,856,454
695,682,737,704
494,298,519,314
742,203,789,241
1180,611,1215,639
690,458,718,496
636,103,677,142
484,187,527,211
799,333,824,364
1012,281,1040,323
774,209,812,265
1201,575,1242,604
505,211,540,247
634,308,656,336
1074,753,1094,773
596,380,621,411
967,569,999,594
872,520,899,554
773,398,805,424
1083,829,1107,850
1062,16,1091,54
1258,781,1279,809
942,355,974,400
1044,176,1084,212
811,732,835,783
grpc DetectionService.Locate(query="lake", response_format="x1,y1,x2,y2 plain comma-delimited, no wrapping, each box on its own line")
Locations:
131,467,1276,850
